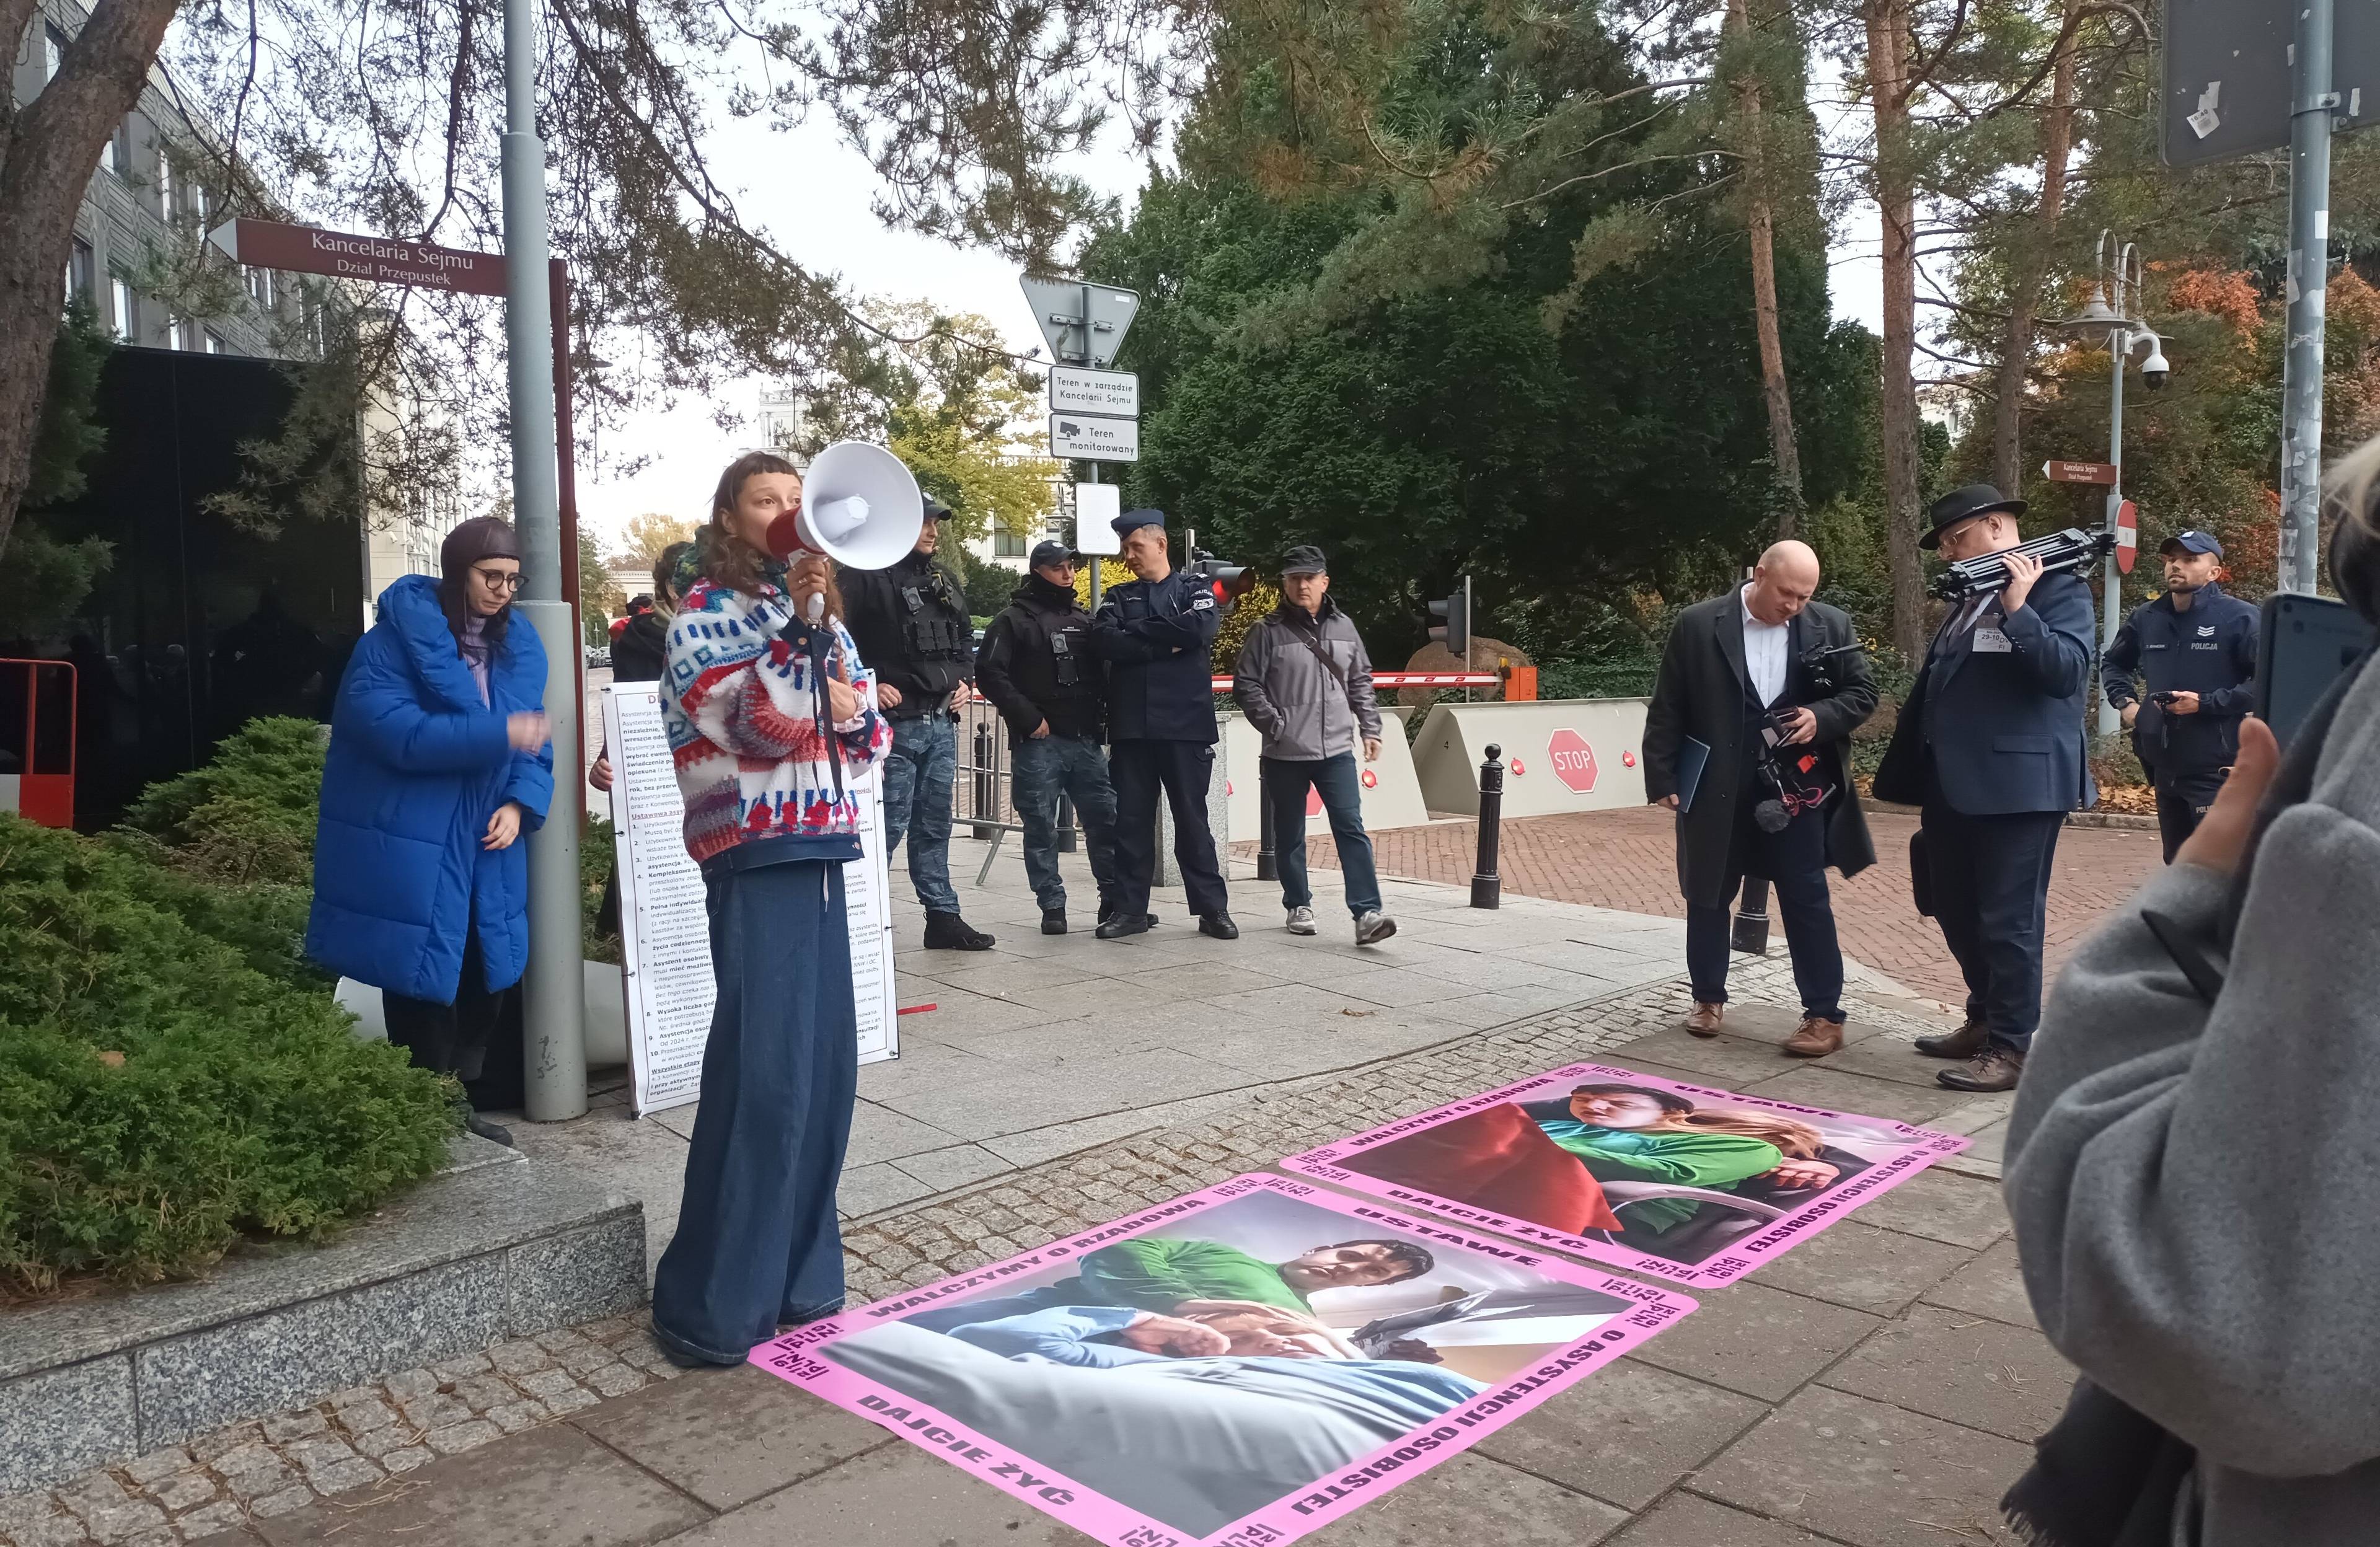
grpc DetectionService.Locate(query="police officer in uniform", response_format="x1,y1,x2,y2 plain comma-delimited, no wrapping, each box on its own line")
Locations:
976,541,1124,934
2102,529,2259,863
840,496,995,951
1090,509,1236,941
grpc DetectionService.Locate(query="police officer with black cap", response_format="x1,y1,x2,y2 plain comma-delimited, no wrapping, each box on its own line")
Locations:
976,540,1125,934
2102,529,2259,862
1089,508,1236,940
840,495,995,951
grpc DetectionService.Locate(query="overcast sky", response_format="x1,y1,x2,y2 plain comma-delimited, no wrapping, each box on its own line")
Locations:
578,81,1889,551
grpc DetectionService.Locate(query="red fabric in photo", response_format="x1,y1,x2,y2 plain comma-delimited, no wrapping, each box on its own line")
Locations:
1342,1103,1623,1234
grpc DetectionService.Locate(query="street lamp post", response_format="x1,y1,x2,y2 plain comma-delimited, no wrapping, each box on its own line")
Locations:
501,0,587,1121
2059,233,2170,741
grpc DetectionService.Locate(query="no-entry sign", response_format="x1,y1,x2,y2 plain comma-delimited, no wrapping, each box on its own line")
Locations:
2115,500,2138,574
1548,729,1599,793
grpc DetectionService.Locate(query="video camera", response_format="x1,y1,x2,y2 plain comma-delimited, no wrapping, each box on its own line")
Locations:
1928,526,2116,602
1750,640,1863,834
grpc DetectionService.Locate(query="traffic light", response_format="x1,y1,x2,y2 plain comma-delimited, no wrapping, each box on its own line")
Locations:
1186,553,1256,611
1428,582,1470,659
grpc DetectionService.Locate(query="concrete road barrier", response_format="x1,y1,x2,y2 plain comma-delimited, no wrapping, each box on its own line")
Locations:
1219,712,1432,839
1412,699,1650,818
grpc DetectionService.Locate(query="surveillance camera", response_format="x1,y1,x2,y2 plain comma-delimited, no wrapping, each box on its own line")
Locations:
2140,337,2171,390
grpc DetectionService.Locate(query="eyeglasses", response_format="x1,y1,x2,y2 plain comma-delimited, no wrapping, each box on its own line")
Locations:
472,568,525,593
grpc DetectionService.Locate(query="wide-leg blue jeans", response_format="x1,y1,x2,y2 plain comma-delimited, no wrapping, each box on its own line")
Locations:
650,858,858,1364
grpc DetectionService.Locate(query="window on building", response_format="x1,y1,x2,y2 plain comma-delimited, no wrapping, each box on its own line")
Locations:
43,24,68,81
169,316,194,351
994,527,1028,559
110,276,137,342
103,118,134,180
64,239,95,308
205,332,227,355
156,154,174,219
247,265,275,311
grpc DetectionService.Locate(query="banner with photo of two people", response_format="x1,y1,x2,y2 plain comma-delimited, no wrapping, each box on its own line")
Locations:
752,1069,1967,1545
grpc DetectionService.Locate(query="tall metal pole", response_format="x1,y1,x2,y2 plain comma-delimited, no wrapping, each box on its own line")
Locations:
503,0,586,1121
2099,319,2125,739
2281,0,2337,593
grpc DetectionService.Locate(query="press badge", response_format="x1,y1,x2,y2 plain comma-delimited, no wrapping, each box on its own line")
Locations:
1971,625,2014,654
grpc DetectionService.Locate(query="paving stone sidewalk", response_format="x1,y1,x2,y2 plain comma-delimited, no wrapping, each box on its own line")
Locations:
4,943,2065,1547
1266,804,2162,1009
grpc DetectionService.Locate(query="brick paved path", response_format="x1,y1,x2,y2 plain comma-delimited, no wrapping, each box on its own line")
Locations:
1256,807,2164,1007
9,963,2067,1547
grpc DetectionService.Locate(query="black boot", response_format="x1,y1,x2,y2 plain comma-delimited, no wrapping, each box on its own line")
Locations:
1096,911,1152,940
1042,907,1068,936
456,1100,513,1148
923,911,996,951
1199,911,1240,941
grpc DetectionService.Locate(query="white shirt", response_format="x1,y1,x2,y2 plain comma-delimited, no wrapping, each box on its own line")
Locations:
1740,588,1790,707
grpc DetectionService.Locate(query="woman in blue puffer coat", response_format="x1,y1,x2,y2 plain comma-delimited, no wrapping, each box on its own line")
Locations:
306,516,554,1145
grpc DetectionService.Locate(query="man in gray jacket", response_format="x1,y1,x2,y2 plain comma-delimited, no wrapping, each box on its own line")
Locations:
1232,547,1395,945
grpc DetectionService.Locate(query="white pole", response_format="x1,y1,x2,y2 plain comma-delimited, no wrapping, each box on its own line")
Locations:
2099,320,2125,740
503,0,586,1121
2281,0,2335,592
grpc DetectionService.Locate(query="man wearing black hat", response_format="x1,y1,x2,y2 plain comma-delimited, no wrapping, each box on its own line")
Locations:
2102,529,2259,862
1233,545,1395,945
976,541,1124,933
1873,484,2097,1093
839,496,995,951
1089,509,1236,940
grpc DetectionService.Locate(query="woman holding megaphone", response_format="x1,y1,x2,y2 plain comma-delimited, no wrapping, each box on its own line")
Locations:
648,449,893,1367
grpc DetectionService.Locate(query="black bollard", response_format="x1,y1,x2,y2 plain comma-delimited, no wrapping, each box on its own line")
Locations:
1470,743,1504,909
1057,789,1078,853
969,718,995,840
1730,875,1771,954
1255,761,1277,881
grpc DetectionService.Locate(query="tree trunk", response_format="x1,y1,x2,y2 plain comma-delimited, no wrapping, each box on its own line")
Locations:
1990,6,2079,496
0,0,183,563
1728,0,1805,539
1865,0,1926,658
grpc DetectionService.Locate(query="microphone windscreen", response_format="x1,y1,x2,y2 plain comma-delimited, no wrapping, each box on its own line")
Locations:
1755,800,1791,834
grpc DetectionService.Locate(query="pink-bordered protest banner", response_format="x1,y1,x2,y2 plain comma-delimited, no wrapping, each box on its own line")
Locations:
1281,1062,1968,1289
750,1173,1698,1547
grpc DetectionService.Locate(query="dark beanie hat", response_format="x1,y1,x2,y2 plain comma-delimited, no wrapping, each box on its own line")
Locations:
440,516,522,579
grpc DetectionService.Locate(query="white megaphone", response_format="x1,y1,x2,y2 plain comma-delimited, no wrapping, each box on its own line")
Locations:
762,441,924,571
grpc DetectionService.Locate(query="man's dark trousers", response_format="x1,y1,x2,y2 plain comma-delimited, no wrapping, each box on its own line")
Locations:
1922,765,2061,1054
2154,767,2226,864
1011,733,1122,915
1683,801,1844,1023
1263,752,1382,918
1109,739,1228,917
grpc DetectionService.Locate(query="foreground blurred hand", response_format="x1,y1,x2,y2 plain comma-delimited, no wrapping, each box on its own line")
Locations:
2175,716,2280,878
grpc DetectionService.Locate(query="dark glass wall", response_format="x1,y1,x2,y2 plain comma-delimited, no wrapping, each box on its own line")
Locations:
4,346,364,829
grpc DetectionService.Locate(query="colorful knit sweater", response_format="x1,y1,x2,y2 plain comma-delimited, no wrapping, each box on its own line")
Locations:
661,578,891,868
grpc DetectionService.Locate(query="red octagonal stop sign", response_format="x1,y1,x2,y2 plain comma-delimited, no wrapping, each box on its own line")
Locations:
1548,729,1598,793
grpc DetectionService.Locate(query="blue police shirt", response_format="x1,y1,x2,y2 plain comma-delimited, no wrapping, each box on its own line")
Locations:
1091,568,1223,743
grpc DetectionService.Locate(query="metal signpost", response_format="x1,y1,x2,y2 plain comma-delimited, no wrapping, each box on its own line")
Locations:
209,211,589,1120
1021,275,1141,612
2164,0,2380,591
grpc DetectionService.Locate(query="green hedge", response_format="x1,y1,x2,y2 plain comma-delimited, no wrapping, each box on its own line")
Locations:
1,714,461,1290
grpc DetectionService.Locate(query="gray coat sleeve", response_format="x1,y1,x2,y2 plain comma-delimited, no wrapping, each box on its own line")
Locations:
2006,811,2380,1476
1232,625,1284,739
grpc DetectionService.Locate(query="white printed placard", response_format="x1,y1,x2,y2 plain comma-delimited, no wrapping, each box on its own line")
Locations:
604,682,896,1117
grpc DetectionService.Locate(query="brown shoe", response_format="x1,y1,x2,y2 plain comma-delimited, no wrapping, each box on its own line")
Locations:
1783,1016,1844,1058
1936,1045,2025,1092
1682,1003,1724,1038
1914,1018,1990,1060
